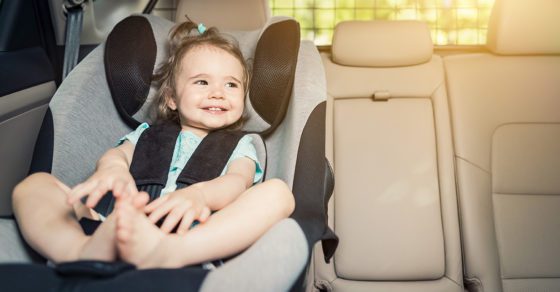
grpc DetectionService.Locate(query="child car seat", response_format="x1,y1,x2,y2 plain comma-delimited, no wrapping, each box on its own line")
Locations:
0,14,336,291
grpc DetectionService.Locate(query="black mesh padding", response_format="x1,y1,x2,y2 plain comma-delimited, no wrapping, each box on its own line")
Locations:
249,20,300,136
104,16,156,128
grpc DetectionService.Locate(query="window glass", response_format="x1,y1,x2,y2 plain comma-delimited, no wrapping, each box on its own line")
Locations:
269,0,495,46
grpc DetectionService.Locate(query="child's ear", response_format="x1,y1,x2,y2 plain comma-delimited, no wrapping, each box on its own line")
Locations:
167,98,177,110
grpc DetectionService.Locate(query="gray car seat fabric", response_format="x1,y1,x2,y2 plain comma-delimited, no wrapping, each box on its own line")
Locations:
200,218,308,292
0,220,42,263
0,13,331,291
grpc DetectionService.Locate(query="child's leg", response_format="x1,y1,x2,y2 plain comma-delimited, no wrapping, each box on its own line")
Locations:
12,172,118,263
116,178,295,269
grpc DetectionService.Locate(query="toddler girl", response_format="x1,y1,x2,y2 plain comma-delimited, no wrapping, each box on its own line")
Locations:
12,20,295,269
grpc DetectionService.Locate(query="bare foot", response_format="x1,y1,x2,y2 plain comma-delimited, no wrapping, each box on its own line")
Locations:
74,193,150,262
115,195,183,269
75,213,118,261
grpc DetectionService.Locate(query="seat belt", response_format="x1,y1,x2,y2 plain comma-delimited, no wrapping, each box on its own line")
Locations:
62,0,86,80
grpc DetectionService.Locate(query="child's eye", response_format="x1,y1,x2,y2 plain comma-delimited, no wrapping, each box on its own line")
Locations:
225,82,239,88
194,80,208,85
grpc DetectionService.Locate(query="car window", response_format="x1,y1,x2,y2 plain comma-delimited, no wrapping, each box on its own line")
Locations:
269,0,495,46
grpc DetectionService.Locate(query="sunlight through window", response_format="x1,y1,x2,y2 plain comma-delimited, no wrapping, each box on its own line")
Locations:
270,0,495,46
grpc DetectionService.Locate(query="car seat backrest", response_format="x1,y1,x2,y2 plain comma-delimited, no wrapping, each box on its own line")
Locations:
175,0,270,31
443,0,560,291
314,20,463,291
49,13,306,188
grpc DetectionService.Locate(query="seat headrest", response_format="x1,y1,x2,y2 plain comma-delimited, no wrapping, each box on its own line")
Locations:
105,16,157,129
487,0,560,55
332,20,433,67
175,0,270,30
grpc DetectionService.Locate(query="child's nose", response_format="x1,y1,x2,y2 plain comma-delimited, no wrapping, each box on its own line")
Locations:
209,86,225,99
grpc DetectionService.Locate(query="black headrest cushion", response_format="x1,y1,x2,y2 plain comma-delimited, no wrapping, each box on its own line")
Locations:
250,20,300,136
104,16,157,128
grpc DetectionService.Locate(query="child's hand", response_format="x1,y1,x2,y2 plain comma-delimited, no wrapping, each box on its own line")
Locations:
144,186,211,234
68,165,137,208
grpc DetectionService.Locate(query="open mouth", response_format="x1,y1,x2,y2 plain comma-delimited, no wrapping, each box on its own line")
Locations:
203,106,228,113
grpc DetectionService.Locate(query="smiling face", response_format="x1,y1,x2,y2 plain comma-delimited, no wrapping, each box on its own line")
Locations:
168,45,246,137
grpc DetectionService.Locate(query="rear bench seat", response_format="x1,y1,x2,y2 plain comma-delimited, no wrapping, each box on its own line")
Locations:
313,20,463,291
444,0,560,291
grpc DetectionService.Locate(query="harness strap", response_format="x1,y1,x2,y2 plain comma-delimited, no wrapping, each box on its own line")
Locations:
129,121,180,189
129,121,181,204
94,122,179,216
176,130,245,189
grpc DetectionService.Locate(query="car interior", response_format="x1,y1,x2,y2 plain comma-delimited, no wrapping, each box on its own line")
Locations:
0,0,558,291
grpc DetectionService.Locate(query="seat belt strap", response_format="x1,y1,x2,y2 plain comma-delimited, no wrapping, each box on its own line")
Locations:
95,121,180,216
62,0,86,79
176,130,245,189
129,121,181,202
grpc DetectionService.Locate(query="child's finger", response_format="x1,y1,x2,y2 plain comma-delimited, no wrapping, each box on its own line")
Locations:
144,195,169,213
198,207,211,223
113,180,134,200
160,205,189,233
68,180,98,204
112,180,126,198
177,209,196,235
123,181,138,198
147,199,179,223
68,182,88,203
132,192,150,209
86,180,114,208
85,183,109,208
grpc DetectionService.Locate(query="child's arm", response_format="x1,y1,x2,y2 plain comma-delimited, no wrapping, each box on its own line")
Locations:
194,156,256,209
144,156,256,234
68,140,136,207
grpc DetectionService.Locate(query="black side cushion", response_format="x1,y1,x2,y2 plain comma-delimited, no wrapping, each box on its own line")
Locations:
291,102,338,263
104,16,157,129
249,20,300,137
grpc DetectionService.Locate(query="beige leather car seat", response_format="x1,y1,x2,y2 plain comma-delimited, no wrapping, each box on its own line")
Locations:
313,20,463,291
444,0,560,291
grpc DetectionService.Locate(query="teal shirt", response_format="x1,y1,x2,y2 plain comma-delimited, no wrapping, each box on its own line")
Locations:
120,123,263,196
